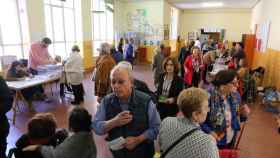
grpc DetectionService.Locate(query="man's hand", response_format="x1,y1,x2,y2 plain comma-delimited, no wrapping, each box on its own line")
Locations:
125,135,145,150
112,111,133,127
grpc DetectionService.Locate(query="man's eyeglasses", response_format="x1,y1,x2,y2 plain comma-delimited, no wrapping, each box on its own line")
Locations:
111,79,126,85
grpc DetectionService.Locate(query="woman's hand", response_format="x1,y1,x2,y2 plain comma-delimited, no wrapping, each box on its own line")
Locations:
165,98,175,104
22,145,40,151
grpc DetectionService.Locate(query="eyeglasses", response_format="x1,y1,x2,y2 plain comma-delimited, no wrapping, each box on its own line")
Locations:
166,63,174,66
111,79,126,85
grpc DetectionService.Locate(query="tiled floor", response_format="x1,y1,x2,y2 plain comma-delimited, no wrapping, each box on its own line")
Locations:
6,64,280,158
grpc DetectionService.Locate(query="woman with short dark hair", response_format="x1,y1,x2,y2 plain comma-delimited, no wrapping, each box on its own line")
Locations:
201,69,241,149
159,87,219,158
23,107,97,158
15,113,62,158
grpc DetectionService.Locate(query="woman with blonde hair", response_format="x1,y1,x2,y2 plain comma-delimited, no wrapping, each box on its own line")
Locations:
159,87,219,158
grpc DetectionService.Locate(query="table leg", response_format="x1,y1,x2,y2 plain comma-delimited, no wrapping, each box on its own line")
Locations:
18,91,35,112
12,91,19,125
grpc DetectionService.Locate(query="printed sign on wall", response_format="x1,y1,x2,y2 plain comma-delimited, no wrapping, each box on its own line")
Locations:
256,21,270,53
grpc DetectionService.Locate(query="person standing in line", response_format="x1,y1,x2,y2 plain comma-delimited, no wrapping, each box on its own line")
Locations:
0,76,14,158
92,64,161,158
156,57,184,119
152,44,166,87
94,43,116,103
159,88,219,158
64,45,84,105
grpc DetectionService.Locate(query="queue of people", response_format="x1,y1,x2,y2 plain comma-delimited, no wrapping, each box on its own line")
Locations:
0,37,251,158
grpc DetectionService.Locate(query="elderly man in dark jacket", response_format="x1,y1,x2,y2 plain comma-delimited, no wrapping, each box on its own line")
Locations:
92,64,161,158
0,76,13,158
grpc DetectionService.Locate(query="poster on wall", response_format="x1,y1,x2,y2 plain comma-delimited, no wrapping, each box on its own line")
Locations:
256,20,271,53
188,32,195,41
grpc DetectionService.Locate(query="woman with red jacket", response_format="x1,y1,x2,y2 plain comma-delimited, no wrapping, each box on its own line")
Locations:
184,46,204,87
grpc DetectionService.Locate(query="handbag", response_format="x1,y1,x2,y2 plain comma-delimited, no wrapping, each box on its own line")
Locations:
219,123,246,158
160,128,199,158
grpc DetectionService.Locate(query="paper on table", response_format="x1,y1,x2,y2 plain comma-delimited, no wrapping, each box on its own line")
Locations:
107,136,126,151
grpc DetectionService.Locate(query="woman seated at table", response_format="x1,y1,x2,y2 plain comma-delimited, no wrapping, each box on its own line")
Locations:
5,60,44,103
22,107,97,158
156,57,184,119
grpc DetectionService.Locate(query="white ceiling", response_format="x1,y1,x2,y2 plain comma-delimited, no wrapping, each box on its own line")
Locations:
167,0,259,9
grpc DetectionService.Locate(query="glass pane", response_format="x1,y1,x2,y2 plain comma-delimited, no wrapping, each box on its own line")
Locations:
99,0,105,11
51,0,62,6
44,5,53,40
92,0,99,11
54,42,66,59
93,41,104,56
52,7,64,42
63,0,74,8
93,13,100,39
22,44,29,59
106,10,113,41
0,0,21,44
48,44,55,57
0,46,3,56
100,13,106,40
44,0,50,4
65,42,75,59
64,8,75,42
18,0,30,43
3,45,22,59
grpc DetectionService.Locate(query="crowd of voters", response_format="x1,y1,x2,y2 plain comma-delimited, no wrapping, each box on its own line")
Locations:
0,36,260,158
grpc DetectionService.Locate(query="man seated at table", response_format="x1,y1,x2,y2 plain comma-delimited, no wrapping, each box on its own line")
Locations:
28,37,57,75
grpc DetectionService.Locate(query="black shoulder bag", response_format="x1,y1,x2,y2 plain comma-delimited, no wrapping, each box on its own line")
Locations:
160,128,199,158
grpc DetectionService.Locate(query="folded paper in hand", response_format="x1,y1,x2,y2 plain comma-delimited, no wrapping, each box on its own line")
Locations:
107,137,126,151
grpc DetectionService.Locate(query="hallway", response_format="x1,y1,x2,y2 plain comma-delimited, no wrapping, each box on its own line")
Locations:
6,64,280,158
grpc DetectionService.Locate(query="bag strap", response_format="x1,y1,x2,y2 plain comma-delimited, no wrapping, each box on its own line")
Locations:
161,128,199,158
234,122,246,149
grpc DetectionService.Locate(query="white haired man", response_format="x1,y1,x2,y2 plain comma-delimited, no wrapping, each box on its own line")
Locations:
92,64,160,158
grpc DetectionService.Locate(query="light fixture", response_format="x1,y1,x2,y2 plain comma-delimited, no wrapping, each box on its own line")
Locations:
202,2,224,8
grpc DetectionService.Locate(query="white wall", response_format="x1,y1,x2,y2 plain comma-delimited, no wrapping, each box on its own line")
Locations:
251,0,280,50
26,0,46,42
180,9,251,41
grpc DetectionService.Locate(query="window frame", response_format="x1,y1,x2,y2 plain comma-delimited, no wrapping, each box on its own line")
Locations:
92,0,114,57
0,0,29,59
44,0,78,59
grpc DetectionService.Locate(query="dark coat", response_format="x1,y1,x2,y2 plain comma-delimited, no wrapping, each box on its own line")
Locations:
156,73,184,119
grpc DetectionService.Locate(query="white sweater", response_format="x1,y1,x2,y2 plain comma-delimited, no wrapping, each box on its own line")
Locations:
64,52,84,85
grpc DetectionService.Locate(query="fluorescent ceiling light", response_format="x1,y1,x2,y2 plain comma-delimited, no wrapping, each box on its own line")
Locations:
202,2,224,8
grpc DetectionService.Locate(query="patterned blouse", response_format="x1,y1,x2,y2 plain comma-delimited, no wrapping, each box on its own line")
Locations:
159,117,219,158
201,88,241,146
